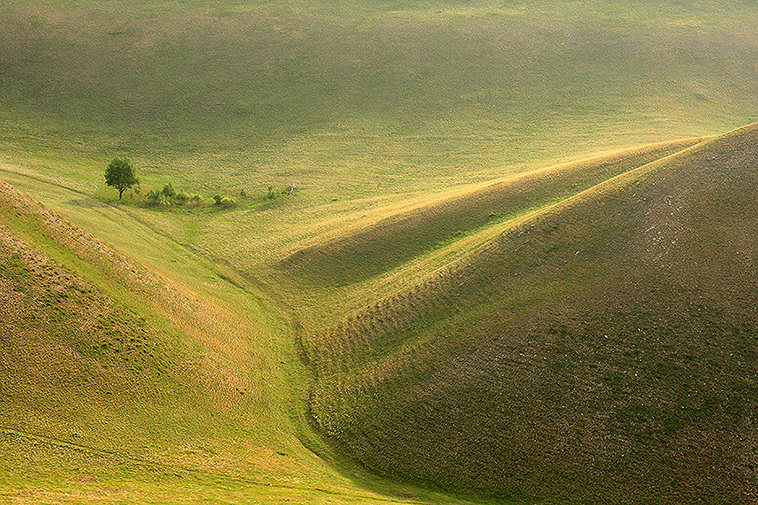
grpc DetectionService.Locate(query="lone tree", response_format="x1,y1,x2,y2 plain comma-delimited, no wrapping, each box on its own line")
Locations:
105,156,139,199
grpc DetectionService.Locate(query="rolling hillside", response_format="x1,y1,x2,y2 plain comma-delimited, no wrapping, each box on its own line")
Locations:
2,0,758,205
2,0,758,503
281,137,706,287
0,180,455,504
302,123,758,504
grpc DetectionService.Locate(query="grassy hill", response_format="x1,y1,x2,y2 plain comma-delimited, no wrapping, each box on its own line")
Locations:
2,0,758,503
0,180,469,504
303,123,758,504
280,137,705,287
2,0,757,199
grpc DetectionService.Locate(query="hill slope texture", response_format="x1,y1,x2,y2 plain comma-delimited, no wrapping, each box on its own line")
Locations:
304,124,758,504
0,180,428,504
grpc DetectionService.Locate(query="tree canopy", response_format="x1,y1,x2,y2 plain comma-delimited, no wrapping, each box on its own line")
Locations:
105,156,139,199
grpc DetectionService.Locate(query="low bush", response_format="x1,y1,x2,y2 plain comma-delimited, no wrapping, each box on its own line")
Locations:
161,183,176,198
145,189,169,206
265,186,278,200
139,182,294,210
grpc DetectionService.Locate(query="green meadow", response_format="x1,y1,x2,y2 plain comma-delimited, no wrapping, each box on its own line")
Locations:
1,0,758,503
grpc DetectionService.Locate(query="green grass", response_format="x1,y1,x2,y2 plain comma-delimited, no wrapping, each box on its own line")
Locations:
2,0,757,284
2,0,756,190
303,124,758,504
279,137,705,288
1,0,758,503
0,175,476,504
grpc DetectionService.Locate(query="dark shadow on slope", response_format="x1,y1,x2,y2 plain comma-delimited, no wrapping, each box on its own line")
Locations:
305,124,758,504
281,138,704,287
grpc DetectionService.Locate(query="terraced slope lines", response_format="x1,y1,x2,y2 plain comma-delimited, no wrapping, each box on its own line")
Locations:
283,137,705,287
0,180,431,504
301,124,758,504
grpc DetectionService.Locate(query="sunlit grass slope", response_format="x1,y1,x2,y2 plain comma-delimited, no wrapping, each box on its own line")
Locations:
281,137,705,287
2,0,758,502
1,0,757,322
0,180,461,504
304,123,758,504
2,0,758,206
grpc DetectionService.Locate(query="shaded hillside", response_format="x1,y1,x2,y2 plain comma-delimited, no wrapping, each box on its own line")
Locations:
304,124,758,504
281,138,704,286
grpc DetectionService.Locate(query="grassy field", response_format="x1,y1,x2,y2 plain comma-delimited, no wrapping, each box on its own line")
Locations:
0,176,472,504
1,0,758,503
304,124,758,504
2,0,757,276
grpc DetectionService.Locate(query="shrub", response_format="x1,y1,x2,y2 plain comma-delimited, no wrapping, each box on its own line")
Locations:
161,183,176,198
146,189,171,206
220,196,236,208
174,191,189,204
145,184,205,208
146,189,161,204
